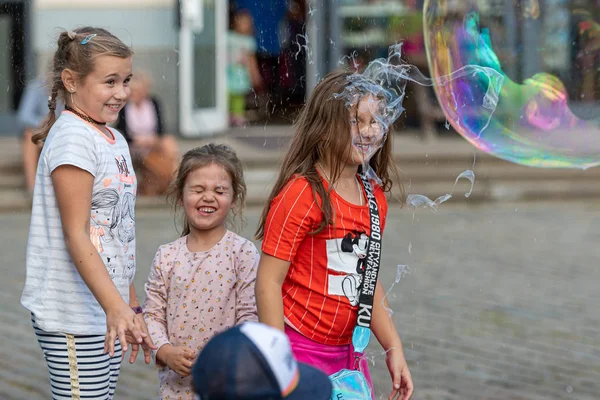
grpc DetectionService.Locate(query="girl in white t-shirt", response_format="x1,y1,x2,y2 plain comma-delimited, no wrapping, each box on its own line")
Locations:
20,27,156,400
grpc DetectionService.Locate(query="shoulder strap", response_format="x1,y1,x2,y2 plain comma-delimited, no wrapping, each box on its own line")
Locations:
350,174,383,357
355,173,382,330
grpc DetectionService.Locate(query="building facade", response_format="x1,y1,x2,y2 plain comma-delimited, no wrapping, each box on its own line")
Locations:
1,0,597,136
1,0,210,136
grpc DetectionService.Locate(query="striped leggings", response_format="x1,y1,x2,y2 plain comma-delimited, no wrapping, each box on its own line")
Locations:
32,317,122,400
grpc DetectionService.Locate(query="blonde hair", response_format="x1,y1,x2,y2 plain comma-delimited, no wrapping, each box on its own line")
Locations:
32,27,133,145
167,144,247,236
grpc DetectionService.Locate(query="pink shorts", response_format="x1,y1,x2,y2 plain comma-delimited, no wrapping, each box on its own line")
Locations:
284,325,374,397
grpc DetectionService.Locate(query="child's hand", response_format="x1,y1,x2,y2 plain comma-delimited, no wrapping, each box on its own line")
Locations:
125,314,157,364
105,303,146,357
164,345,196,377
385,348,413,400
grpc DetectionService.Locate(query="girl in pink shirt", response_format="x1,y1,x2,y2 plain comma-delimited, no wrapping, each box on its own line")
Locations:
143,144,259,400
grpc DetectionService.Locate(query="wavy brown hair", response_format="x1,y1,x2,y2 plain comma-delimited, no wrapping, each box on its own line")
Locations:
32,27,133,145
255,70,404,240
167,144,247,236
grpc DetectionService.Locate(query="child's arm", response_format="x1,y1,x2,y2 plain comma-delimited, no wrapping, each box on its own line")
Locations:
143,248,196,375
255,254,291,331
257,178,316,331
371,279,414,400
127,283,156,364
52,165,146,357
234,241,260,324
371,279,402,351
245,37,263,91
248,54,264,92
143,249,171,366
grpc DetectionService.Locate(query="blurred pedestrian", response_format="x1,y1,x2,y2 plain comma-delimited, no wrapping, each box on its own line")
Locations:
235,0,288,118
17,76,62,195
227,9,263,127
279,0,308,107
116,70,178,195
192,321,332,400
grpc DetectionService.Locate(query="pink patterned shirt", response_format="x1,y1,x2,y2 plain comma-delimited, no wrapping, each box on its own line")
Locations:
143,231,259,400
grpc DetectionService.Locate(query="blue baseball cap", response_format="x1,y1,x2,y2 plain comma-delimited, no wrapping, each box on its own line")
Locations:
192,322,332,400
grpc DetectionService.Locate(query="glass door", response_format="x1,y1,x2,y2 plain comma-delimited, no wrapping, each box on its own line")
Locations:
179,0,227,137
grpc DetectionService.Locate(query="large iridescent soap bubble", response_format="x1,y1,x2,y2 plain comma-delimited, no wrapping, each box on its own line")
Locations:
333,42,503,183
423,0,600,169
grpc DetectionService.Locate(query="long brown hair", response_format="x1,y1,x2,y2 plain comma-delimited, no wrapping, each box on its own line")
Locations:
32,27,133,145
167,144,247,236
255,70,404,240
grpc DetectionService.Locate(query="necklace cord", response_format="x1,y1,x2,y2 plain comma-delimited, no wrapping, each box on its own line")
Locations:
65,105,106,126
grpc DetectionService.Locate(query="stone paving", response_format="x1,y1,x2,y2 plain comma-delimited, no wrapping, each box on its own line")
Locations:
1,200,599,399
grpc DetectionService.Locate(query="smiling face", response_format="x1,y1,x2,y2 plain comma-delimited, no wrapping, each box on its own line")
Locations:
67,55,132,124
91,205,115,227
182,163,235,236
348,95,387,165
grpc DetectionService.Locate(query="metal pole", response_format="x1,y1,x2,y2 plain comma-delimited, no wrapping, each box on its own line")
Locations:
23,0,34,80
521,12,541,79
504,0,518,80
328,0,341,71
306,0,328,97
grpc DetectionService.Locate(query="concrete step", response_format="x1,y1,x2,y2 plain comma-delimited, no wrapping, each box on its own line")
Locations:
0,174,24,190
2,132,598,181
2,160,599,213
2,131,599,212
2,177,599,214
1,162,598,194
244,165,600,185
245,178,600,206
0,133,526,172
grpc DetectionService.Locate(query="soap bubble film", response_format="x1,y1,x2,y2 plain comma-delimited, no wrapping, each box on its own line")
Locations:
424,0,600,169
335,43,502,178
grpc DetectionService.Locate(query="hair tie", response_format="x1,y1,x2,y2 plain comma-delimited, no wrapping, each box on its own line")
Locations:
81,34,97,45
67,31,76,40
47,95,56,110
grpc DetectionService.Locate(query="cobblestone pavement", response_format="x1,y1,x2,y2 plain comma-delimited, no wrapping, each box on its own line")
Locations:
1,201,599,399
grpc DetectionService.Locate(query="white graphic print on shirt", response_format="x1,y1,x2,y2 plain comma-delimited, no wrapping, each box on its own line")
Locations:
89,154,136,283
326,232,369,305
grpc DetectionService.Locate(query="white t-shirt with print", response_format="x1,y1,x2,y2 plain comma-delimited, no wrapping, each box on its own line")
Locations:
21,111,137,335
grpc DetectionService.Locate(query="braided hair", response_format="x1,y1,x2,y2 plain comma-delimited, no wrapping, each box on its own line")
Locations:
32,27,133,144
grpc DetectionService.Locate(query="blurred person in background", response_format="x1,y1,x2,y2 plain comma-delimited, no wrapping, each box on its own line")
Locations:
227,9,263,127
388,0,445,140
116,70,179,195
17,75,62,196
278,0,308,109
233,0,288,119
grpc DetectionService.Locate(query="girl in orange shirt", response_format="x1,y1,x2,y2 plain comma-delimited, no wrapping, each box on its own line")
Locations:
255,70,413,400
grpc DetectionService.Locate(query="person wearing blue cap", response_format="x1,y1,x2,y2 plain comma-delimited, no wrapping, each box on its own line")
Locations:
192,322,332,400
